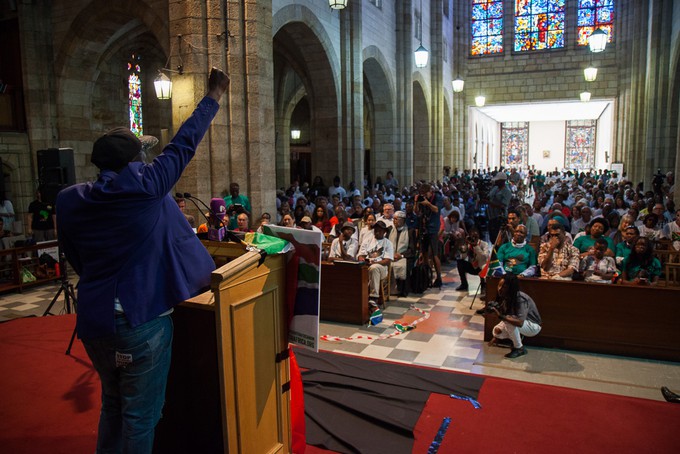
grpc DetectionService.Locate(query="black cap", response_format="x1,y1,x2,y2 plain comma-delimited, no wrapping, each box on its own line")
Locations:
91,127,142,171
373,220,388,231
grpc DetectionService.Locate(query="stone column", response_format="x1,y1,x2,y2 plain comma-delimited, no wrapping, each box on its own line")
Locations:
339,3,364,190
172,0,276,220
395,0,414,185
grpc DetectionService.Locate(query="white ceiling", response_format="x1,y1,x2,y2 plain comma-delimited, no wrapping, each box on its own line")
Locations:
476,100,611,122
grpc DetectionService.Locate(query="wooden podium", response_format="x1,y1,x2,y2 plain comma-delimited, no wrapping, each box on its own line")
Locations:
155,244,291,453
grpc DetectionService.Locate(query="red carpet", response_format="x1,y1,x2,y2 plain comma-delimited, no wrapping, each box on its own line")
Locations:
1,315,679,453
0,314,98,454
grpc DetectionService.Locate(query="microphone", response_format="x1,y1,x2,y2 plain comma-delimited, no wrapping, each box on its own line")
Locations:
176,192,211,225
177,192,244,244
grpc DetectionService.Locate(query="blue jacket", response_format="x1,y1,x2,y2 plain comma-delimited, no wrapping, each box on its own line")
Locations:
57,97,219,340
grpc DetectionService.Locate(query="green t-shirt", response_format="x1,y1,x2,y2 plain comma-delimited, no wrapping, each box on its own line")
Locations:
621,256,662,281
497,242,537,275
573,234,614,254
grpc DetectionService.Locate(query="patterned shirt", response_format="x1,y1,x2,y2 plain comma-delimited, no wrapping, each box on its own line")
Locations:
580,255,618,283
538,242,580,278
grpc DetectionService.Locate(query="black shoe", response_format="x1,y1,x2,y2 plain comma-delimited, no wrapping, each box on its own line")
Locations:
661,386,680,403
505,347,527,358
455,285,468,291
475,306,486,315
433,277,442,288
489,337,514,348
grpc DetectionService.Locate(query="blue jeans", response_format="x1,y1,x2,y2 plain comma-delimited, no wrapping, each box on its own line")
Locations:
83,314,173,454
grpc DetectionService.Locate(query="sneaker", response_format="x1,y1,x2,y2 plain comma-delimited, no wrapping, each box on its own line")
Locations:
504,347,527,359
455,285,468,291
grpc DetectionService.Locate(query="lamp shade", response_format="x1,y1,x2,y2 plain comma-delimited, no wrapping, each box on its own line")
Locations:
584,66,598,82
154,72,172,100
452,78,465,92
580,91,591,102
588,28,608,53
329,0,347,9
291,129,301,140
414,44,429,68
475,96,486,107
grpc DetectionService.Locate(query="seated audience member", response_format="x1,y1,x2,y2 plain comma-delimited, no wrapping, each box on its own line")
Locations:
496,224,538,277
357,221,394,307
538,223,580,280
388,211,415,296
610,214,635,246
377,202,396,229
311,205,332,234
358,212,377,245
197,198,229,239
580,237,618,283
541,217,573,245
279,213,295,228
298,215,322,233
573,218,615,259
175,196,196,229
328,209,352,240
487,274,542,359
571,205,591,236
638,213,662,241
235,213,252,232
662,208,680,251
620,236,661,285
441,210,466,261
328,222,359,262
256,212,272,233
456,227,490,291
615,225,640,268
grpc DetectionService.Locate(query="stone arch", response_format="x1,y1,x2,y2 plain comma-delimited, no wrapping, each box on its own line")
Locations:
52,1,169,182
412,79,430,180
363,46,396,190
273,5,340,189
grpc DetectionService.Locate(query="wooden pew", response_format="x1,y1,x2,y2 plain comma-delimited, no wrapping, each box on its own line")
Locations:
483,277,680,362
320,261,369,324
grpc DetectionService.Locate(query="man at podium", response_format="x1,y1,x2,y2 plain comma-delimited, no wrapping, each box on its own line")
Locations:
56,68,229,454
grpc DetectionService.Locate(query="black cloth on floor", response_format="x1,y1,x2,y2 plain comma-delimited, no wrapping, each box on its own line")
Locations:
295,348,485,453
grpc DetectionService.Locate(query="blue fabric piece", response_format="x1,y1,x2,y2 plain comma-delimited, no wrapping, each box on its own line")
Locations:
57,97,220,339
427,417,451,454
450,393,482,409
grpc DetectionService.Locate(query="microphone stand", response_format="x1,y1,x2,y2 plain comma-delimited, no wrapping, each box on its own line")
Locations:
177,193,248,246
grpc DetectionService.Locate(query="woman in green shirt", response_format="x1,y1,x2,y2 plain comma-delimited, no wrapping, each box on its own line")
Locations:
621,237,661,285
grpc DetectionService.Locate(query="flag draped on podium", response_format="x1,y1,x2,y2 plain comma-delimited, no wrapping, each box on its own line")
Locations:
262,225,323,351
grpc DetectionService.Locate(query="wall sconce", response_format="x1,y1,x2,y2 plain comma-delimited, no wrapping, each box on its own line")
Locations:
154,35,184,100
584,66,598,82
329,0,347,9
452,78,465,92
154,72,172,100
588,28,608,53
291,129,301,141
414,44,429,68
475,96,486,107
580,91,591,102
414,0,428,67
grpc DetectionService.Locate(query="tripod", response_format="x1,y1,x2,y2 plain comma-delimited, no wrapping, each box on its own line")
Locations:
42,253,79,354
469,223,507,310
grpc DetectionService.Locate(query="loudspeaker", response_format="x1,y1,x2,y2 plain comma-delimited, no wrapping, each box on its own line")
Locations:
37,148,75,205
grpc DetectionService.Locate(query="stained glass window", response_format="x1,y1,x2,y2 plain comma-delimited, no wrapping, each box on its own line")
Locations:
128,53,143,137
471,0,503,55
565,120,597,170
514,0,565,52
501,122,529,168
577,0,614,46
